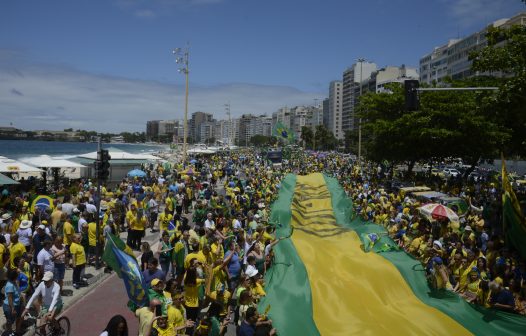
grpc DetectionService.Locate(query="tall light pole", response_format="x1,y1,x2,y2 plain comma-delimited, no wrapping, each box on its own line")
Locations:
173,44,190,165
356,57,366,173
224,102,232,147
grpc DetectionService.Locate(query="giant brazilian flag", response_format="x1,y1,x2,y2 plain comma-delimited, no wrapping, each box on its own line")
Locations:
260,173,526,335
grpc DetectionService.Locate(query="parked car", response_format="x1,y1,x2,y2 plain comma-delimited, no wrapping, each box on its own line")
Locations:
431,168,445,178
443,168,461,178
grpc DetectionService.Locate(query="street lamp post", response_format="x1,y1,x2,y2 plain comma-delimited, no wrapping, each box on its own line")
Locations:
356,58,366,173
173,44,190,165
224,102,232,147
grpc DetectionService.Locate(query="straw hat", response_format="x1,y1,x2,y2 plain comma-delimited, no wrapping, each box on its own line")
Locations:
19,220,32,229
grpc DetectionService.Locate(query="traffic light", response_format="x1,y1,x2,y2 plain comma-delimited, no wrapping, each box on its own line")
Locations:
404,80,419,111
94,149,111,181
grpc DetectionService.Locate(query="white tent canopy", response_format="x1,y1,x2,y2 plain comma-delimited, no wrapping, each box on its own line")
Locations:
187,148,217,155
0,156,43,173
20,155,85,168
77,147,161,161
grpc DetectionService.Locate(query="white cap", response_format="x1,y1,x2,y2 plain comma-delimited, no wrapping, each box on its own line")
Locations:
42,271,54,281
245,265,259,278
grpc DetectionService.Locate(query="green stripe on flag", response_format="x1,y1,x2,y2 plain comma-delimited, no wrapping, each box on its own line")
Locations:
258,174,320,336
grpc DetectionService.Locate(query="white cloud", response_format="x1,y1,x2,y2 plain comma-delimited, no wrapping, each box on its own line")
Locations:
0,50,322,133
444,0,517,28
134,9,156,18
114,0,225,18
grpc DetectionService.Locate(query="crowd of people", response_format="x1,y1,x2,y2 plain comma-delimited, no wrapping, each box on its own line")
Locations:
0,148,525,336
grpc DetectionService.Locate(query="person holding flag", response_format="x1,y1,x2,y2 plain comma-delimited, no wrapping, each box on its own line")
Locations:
158,208,174,235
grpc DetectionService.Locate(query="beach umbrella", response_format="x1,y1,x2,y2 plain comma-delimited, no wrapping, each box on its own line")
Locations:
0,173,19,186
127,169,147,178
418,203,459,222
190,159,197,164
31,195,55,213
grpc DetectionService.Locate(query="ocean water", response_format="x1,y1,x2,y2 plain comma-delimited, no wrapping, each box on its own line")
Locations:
0,140,169,160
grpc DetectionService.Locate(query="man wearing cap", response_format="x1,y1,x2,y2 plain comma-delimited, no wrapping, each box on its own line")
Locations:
23,271,63,332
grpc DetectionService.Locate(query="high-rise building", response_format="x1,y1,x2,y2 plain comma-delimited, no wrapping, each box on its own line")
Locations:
328,81,343,140
342,61,377,134
190,112,213,143
420,12,526,84
146,120,161,141
364,65,419,93
322,98,330,130
199,121,215,144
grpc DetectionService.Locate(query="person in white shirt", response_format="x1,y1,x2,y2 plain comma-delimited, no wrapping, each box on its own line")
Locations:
16,220,32,251
22,271,63,330
147,196,158,232
85,201,97,214
37,239,55,279
78,212,88,232
204,213,215,230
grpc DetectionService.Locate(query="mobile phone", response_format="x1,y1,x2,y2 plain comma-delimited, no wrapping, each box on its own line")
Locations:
155,305,162,317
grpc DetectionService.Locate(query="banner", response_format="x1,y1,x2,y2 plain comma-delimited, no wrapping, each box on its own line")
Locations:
501,158,526,259
260,173,526,336
103,233,148,307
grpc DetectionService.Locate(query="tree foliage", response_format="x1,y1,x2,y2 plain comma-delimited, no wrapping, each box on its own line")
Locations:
250,135,276,147
470,24,526,156
300,126,314,149
357,82,507,168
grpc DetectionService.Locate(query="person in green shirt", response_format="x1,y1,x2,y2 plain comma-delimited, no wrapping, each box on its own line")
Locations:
206,301,229,336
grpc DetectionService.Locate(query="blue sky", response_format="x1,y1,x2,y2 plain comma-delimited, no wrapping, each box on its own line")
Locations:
1,0,524,132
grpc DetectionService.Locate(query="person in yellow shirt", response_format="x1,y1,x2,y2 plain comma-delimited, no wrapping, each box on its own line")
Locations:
208,284,231,319
158,208,173,234
126,204,147,250
87,217,101,265
70,234,86,289
9,234,26,269
165,193,174,214
172,292,192,334
0,237,7,281
63,217,75,247
183,265,205,323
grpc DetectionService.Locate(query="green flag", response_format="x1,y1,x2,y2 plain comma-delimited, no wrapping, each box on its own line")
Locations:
272,121,295,142
102,233,135,277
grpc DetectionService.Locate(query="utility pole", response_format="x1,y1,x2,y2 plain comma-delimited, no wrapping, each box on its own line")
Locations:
225,102,232,147
173,44,190,165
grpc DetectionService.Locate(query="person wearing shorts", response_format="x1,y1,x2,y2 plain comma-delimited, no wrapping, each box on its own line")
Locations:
3,269,22,334
23,271,63,330
51,236,66,291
